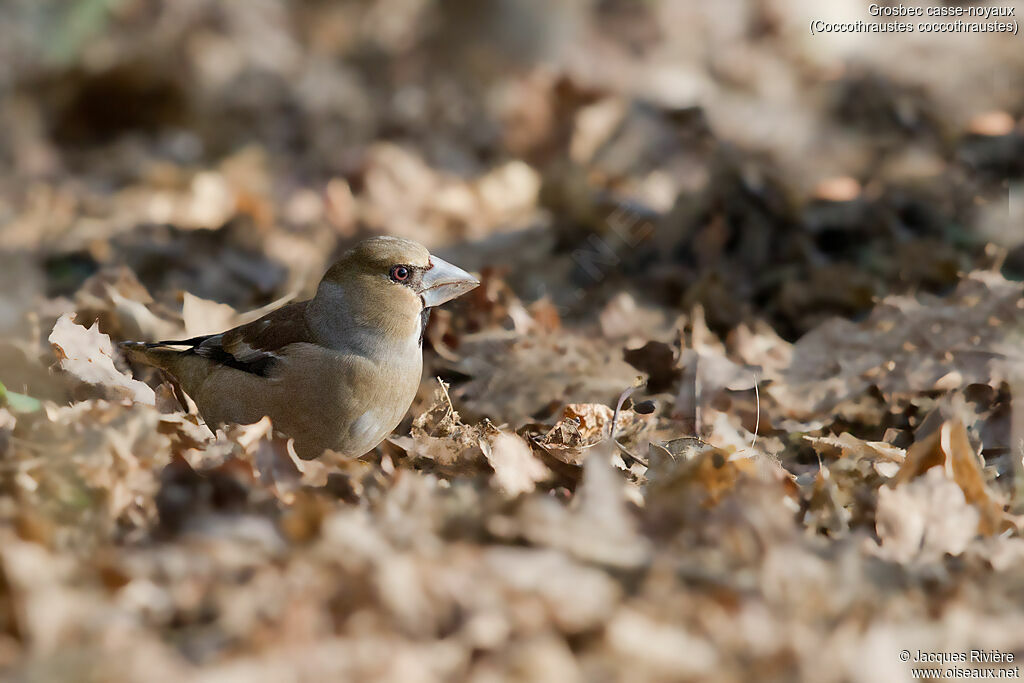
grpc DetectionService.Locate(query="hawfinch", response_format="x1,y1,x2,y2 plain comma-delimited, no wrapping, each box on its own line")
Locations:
122,237,479,459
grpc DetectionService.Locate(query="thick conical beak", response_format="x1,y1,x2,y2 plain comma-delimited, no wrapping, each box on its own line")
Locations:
419,256,479,308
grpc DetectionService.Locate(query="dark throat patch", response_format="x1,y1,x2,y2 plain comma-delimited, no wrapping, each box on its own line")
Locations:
419,307,431,346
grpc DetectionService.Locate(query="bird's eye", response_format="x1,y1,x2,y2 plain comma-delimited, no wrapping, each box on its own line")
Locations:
390,265,410,282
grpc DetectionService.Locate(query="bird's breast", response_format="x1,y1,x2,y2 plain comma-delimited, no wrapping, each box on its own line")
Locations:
338,348,421,454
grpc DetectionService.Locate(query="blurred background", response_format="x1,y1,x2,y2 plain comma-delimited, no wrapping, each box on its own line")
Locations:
1,0,1022,342
2,1,1024,681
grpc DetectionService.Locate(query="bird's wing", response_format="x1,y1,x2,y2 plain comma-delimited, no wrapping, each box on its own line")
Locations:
149,300,315,377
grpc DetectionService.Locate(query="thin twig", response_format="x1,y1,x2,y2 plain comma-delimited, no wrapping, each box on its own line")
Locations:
610,384,637,441
750,370,760,450
435,376,455,418
614,438,649,467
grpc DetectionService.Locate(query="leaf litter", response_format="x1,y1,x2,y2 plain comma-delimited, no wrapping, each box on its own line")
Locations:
1,2,1024,681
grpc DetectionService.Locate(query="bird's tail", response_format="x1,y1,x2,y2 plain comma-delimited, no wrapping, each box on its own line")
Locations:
119,340,179,366
119,341,208,395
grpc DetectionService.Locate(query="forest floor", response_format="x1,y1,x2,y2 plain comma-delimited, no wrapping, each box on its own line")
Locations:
1,2,1024,681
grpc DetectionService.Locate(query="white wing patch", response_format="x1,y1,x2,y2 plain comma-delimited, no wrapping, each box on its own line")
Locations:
350,410,384,446
194,332,279,363
232,340,280,363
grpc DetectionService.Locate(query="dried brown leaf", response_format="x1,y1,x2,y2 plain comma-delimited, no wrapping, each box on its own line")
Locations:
893,419,1004,535
876,468,980,562
49,313,155,405
481,432,549,497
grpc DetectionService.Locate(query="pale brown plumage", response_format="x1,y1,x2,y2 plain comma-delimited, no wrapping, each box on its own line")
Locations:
122,236,479,459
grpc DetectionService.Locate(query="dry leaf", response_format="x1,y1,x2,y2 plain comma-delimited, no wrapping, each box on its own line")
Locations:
182,292,240,338
537,403,650,466
893,419,1004,535
876,468,980,562
562,404,614,441
49,313,155,405
4,7,1024,681
605,609,718,677
481,432,549,497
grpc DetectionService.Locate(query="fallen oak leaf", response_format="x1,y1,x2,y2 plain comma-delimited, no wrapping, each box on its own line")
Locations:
49,313,155,405
93,283,180,342
481,431,549,497
876,468,980,562
182,291,240,338
564,403,615,442
183,289,300,339
804,433,905,478
804,433,905,463
648,443,757,509
519,441,650,570
537,404,610,466
223,416,313,501
538,402,651,467
892,419,1004,536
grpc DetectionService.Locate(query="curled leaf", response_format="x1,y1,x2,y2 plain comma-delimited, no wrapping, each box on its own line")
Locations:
481,432,549,497
49,313,155,405
893,419,1004,536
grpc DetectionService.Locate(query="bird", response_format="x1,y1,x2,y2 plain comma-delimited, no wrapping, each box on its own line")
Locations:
121,236,479,459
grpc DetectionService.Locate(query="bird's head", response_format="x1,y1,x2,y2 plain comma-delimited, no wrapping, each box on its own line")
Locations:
314,236,479,346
